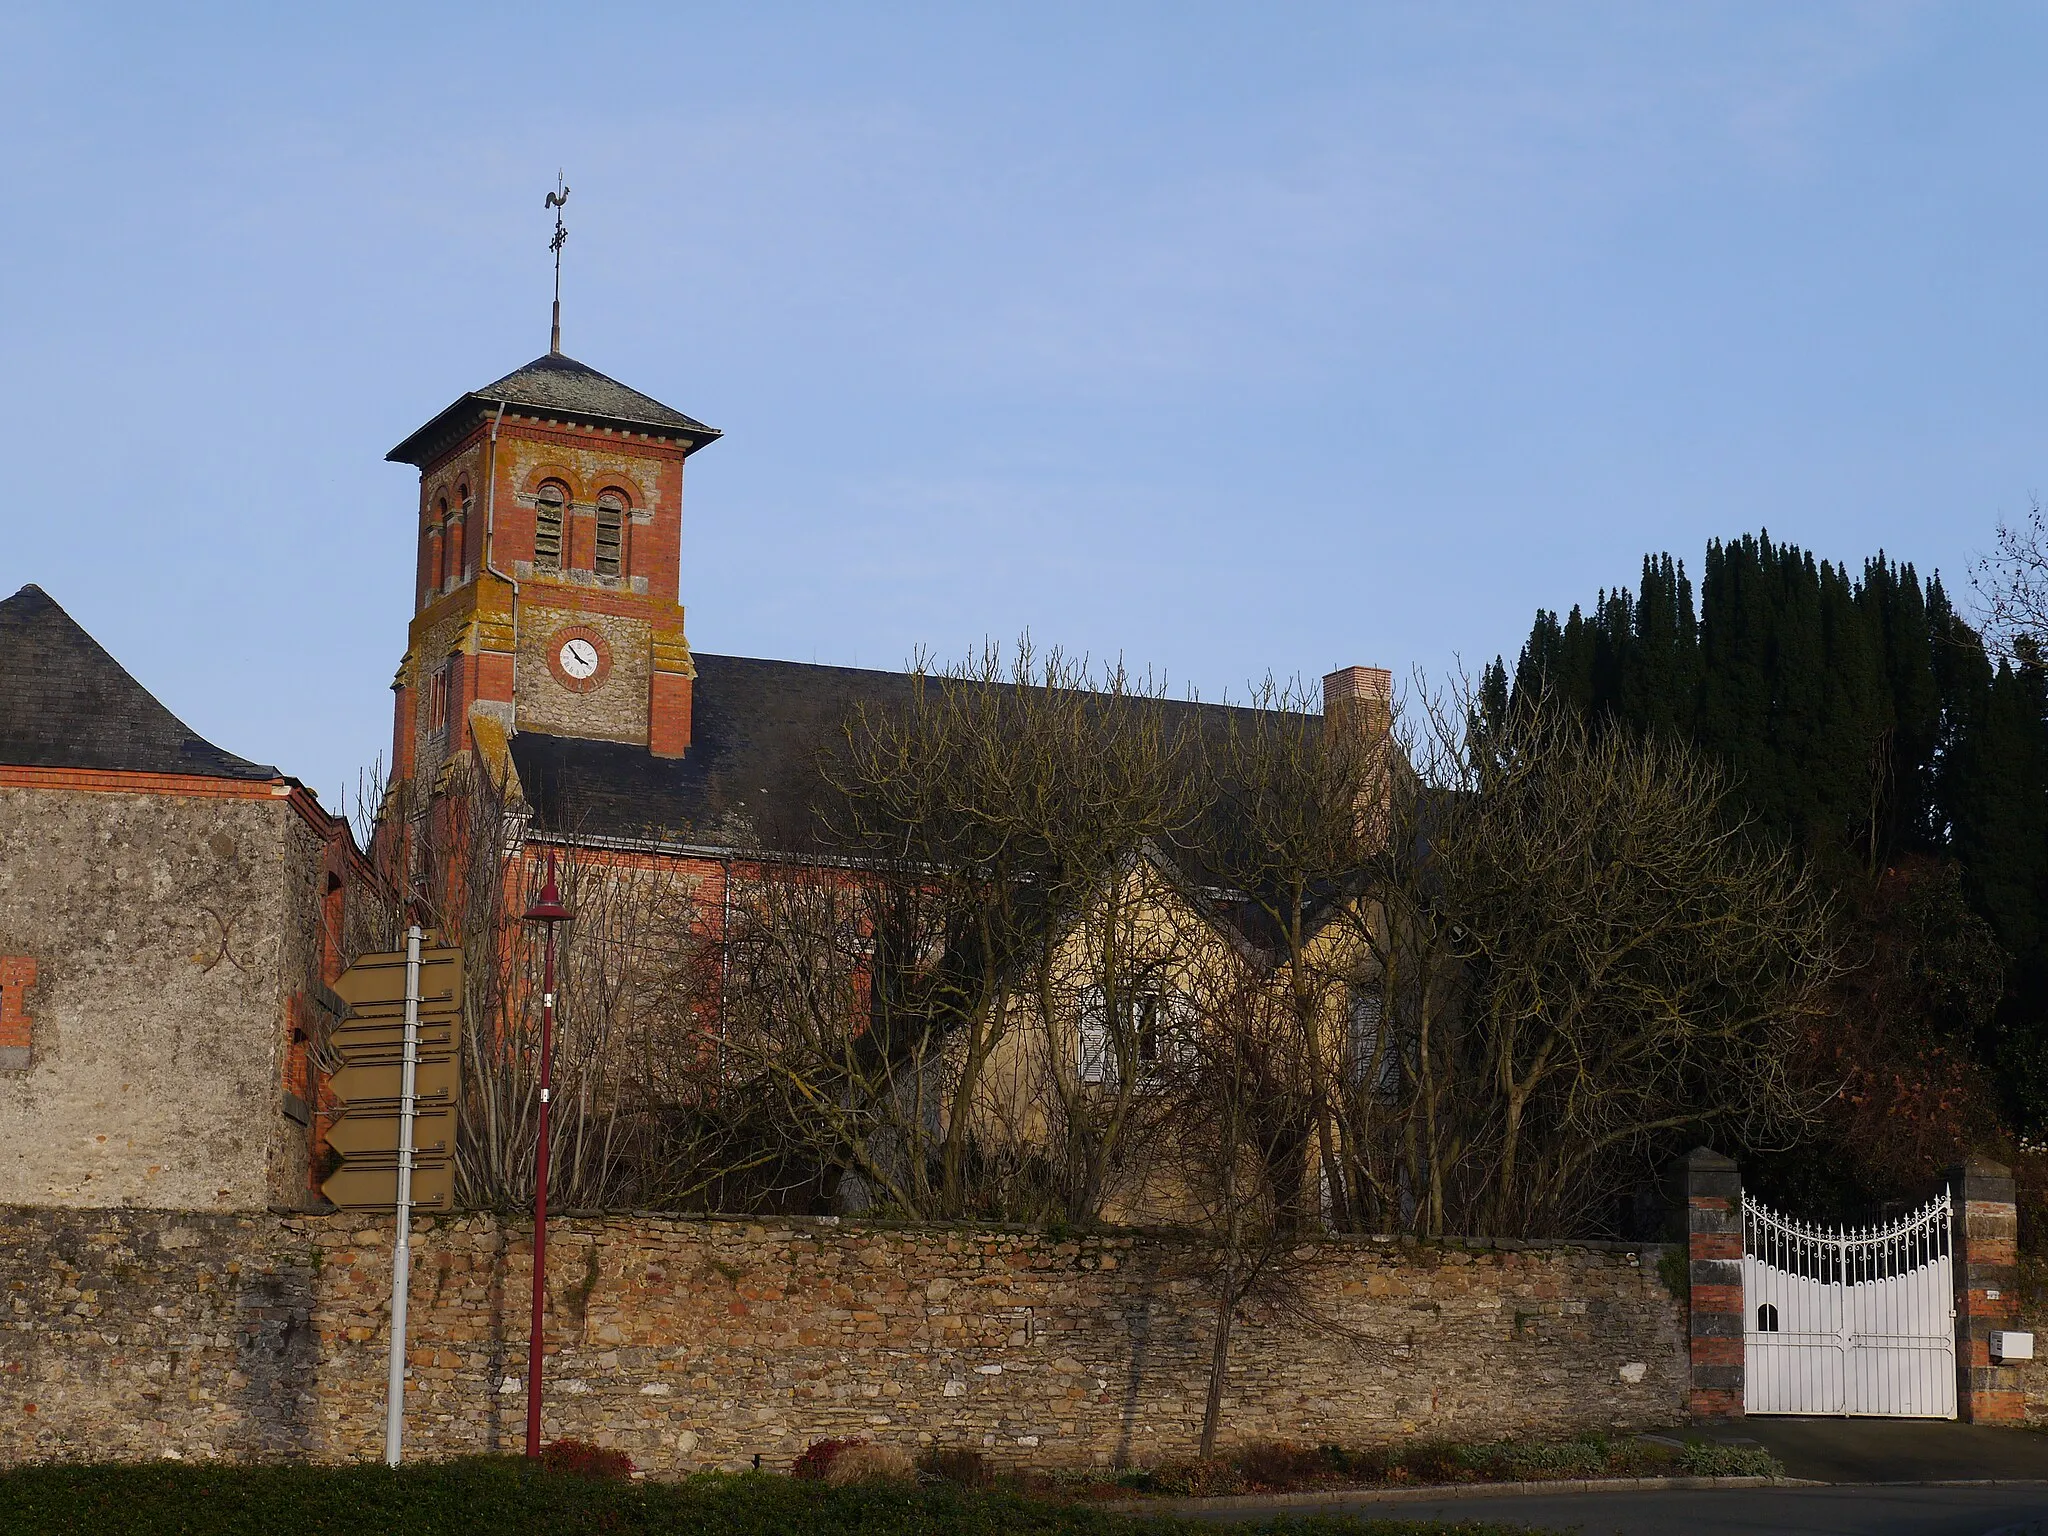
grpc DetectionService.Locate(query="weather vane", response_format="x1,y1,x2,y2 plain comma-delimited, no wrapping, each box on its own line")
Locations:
546,172,570,354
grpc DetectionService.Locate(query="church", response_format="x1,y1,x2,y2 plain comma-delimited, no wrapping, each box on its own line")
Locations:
0,329,1389,1215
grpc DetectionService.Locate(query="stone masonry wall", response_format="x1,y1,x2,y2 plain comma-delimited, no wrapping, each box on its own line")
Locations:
2017,1273,2045,1424
0,788,311,1210
0,1207,318,1464
514,605,652,747
0,1205,1688,1471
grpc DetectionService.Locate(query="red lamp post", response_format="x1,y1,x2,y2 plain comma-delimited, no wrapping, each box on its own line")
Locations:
521,850,572,1458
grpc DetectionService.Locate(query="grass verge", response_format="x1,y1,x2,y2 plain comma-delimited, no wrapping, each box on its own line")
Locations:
0,1459,1563,1536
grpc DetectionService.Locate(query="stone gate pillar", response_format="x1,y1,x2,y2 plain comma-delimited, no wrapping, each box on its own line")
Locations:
1683,1146,1744,1420
1948,1156,2023,1423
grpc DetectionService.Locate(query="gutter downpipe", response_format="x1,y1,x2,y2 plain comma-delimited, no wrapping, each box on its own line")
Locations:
481,399,518,734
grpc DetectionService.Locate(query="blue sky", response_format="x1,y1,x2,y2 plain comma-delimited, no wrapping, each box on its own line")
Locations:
6,4,2045,807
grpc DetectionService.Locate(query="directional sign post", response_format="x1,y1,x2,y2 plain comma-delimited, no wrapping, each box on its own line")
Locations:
385,927,422,1469
321,944,463,1196
321,931,463,1468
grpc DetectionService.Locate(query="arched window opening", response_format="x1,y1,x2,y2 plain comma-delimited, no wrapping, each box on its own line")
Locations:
534,483,566,572
445,511,465,588
1756,1303,1780,1333
595,490,626,578
454,484,472,581
429,498,448,596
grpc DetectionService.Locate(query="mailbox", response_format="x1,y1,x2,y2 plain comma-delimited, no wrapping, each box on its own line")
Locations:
1990,1331,2035,1363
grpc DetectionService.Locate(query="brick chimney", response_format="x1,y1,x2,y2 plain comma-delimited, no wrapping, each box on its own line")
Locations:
1322,665,1395,849
1321,665,1392,739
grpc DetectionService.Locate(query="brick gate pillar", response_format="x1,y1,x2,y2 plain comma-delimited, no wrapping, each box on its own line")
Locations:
1683,1146,1744,1420
1948,1156,2023,1423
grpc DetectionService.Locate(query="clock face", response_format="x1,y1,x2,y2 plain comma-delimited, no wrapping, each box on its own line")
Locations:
558,637,600,681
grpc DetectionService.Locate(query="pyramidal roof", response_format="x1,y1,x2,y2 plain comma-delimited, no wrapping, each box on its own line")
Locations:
0,585,280,780
387,351,720,468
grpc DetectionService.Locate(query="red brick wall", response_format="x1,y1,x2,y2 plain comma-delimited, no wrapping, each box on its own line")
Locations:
650,671,692,759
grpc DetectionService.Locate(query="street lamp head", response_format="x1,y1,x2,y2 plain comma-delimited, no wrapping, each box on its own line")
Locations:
522,850,572,925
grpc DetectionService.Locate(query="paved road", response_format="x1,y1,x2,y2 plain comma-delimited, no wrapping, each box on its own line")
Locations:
1196,1484,2048,1535
1694,1419,2047,1484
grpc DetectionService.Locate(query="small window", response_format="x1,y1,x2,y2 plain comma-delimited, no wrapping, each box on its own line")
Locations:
1756,1303,1780,1333
425,663,450,739
595,491,625,578
321,874,345,980
1348,985,1400,1099
1077,985,1186,1086
534,484,566,572
1078,986,1109,1084
1135,993,1163,1067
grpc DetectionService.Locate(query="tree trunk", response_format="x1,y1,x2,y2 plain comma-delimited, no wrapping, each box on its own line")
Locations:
1199,1232,1237,1459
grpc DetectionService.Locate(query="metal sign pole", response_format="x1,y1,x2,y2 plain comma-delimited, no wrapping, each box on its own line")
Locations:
521,854,570,1458
383,923,423,1467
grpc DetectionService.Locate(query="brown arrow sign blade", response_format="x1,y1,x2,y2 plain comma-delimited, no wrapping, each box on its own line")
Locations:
326,1106,457,1158
329,1055,459,1109
321,1159,455,1211
332,948,463,1011
330,1018,459,1059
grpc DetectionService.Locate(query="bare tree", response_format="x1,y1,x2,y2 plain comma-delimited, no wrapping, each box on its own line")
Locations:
360,756,713,1211
1331,686,1842,1238
1975,502,2048,659
823,640,1210,1225
1198,675,1392,1233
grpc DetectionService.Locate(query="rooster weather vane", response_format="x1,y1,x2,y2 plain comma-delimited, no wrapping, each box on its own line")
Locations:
547,173,570,354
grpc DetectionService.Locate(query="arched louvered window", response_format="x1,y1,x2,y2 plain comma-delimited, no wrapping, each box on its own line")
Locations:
534,483,566,572
595,490,626,578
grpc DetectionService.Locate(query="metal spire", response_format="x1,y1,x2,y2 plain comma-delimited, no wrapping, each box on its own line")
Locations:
546,173,570,354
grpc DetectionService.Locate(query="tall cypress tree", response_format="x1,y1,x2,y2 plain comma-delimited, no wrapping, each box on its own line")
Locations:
1507,534,2048,1138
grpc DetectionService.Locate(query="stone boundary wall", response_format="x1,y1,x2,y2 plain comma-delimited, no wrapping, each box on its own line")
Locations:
0,1208,319,1464
2017,1275,2045,1423
0,1206,1688,1472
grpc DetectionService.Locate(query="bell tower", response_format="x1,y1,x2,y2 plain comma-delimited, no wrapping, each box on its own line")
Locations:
384,350,719,791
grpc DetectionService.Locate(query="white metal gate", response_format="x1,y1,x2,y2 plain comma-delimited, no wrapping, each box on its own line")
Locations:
1742,1189,1956,1417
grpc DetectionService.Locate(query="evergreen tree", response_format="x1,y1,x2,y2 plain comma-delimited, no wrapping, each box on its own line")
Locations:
1508,533,2048,1147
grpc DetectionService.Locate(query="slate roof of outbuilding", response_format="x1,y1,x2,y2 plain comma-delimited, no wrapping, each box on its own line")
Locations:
386,352,721,467
0,585,281,780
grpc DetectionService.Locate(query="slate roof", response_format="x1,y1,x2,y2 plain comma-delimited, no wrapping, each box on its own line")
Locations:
387,351,721,468
508,653,1274,860
0,585,281,780
511,654,921,854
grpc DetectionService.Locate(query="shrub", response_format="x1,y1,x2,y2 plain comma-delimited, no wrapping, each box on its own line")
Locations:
791,1437,860,1480
1397,1440,1466,1485
1676,1442,1783,1477
919,1447,992,1488
536,1439,634,1479
1146,1459,1246,1498
823,1442,917,1487
1485,1436,1611,1479
1239,1441,1307,1488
